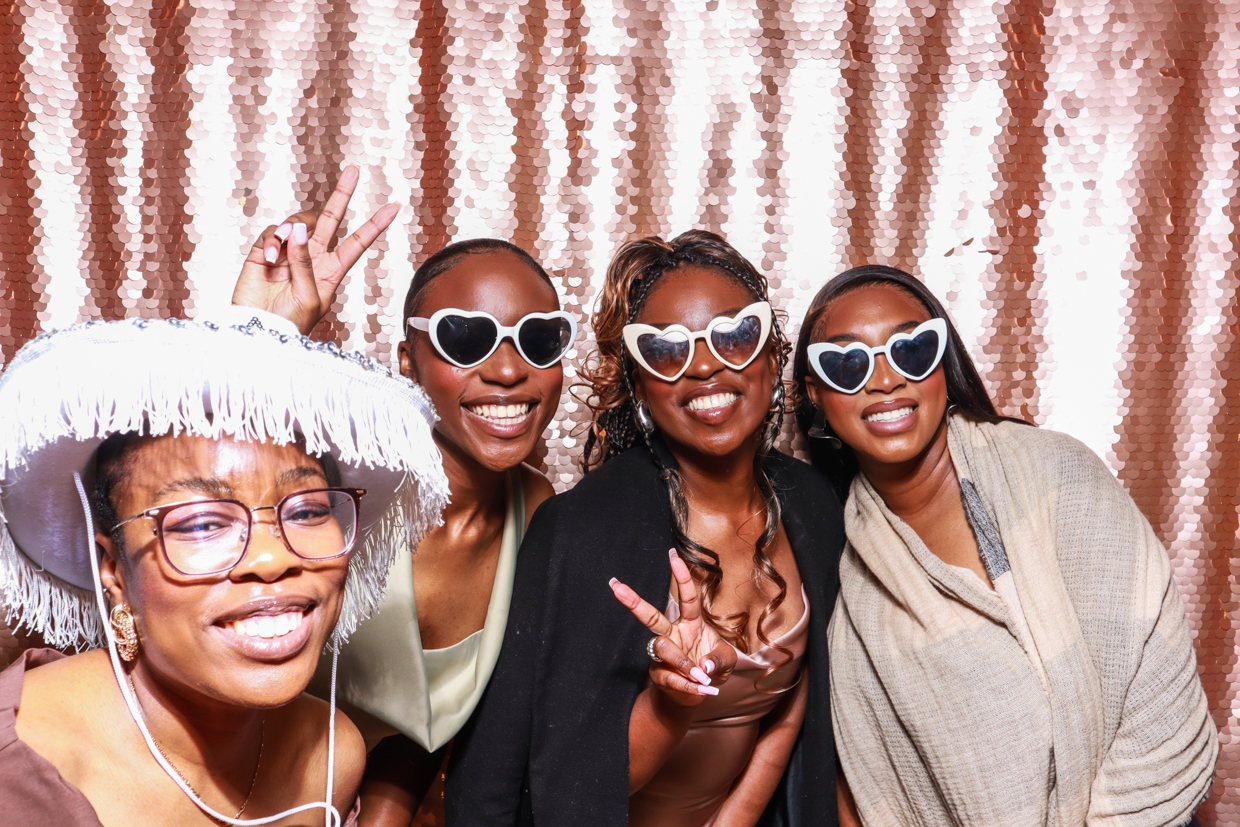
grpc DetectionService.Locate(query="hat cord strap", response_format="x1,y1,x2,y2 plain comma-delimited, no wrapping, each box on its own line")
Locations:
73,472,342,827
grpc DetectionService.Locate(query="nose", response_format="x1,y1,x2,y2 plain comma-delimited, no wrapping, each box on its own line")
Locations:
866,352,906,394
476,337,529,386
684,337,724,380
230,519,303,584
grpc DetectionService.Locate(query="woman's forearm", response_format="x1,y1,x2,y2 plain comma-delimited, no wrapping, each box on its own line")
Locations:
628,686,696,793
711,675,808,827
358,735,444,827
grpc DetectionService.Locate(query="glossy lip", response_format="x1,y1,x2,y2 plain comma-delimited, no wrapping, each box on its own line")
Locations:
860,397,919,436
461,395,539,439
680,382,743,426
211,596,319,663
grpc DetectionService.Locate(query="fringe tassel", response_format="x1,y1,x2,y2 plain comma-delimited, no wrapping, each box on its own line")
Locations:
0,319,450,648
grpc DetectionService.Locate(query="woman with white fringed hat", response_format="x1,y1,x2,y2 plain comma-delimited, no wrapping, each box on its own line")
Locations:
0,311,448,826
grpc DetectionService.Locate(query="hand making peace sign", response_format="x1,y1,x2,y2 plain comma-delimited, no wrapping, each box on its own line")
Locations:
610,549,738,705
231,165,400,335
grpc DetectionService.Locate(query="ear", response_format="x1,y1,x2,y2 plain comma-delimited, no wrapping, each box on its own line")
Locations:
630,367,647,406
97,533,128,610
398,338,420,385
803,375,828,412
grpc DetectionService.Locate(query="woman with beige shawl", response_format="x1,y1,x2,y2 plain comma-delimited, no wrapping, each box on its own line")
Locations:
792,264,1217,827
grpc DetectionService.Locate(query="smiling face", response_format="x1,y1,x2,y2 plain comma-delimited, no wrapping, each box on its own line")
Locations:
803,283,948,467
631,265,777,461
398,251,565,473
98,434,350,709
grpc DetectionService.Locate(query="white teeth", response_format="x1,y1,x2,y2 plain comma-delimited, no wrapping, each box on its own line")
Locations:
863,406,915,423
688,392,738,412
467,402,531,424
229,610,305,639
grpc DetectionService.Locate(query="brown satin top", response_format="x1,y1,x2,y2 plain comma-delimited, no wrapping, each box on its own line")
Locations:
629,588,810,827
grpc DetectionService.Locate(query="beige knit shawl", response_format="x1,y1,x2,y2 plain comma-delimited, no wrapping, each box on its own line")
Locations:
830,416,1217,827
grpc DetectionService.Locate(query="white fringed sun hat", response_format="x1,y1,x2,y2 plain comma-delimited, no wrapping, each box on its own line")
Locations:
0,313,450,652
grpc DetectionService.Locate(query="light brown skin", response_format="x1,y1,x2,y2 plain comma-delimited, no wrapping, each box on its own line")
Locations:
15,435,365,826
607,266,807,826
801,283,987,825
233,205,558,825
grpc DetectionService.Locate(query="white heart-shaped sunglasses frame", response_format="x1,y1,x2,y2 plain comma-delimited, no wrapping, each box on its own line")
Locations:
806,317,948,394
622,301,773,382
408,308,578,369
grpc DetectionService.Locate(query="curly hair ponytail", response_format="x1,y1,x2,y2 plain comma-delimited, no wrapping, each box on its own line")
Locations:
579,230,795,672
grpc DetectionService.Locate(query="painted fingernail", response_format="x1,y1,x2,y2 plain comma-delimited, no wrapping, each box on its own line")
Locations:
704,659,715,674
690,667,710,686
696,685,719,696
273,223,292,241
608,577,618,588
264,246,278,264
668,549,678,561
292,222,308,244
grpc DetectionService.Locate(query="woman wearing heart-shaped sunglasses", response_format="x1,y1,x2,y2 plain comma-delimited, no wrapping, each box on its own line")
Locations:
447,230,845,827
793,265,1216,827
230,170,571,826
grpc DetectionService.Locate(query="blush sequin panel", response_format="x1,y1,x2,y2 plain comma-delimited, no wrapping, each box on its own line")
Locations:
1,1,1238,820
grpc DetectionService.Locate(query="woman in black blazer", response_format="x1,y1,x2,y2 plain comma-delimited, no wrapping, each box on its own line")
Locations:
446,231,844,827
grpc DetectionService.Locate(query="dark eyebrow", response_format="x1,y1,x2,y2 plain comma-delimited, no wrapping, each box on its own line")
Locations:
822,320,922,345
277,466,329,487
151,477,232,502
150,467,327,502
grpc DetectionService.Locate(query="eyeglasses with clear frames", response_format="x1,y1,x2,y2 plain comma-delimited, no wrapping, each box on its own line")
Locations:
109,487,367,577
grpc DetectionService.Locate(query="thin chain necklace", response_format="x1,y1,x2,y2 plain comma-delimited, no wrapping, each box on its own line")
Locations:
128,676,265,823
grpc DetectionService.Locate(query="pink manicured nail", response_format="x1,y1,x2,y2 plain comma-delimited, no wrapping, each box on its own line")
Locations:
696,685,719,696
292,222,308,244
690,667,710,686
273,223,292,241
668,549,678,561
704,659,715,674
264,246,278,264
608,577,618,588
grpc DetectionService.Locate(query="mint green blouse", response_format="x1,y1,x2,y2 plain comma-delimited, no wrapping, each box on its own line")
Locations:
314,469,525,752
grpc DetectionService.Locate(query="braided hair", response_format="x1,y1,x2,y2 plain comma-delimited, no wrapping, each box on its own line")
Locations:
580,230,794,666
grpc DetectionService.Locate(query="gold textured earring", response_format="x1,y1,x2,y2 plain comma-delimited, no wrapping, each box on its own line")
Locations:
110,603,139,662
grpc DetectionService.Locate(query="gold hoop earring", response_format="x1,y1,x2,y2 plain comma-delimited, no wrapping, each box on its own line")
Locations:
110,603,139,662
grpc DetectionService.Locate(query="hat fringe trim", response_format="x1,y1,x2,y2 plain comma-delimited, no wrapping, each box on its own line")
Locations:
0,528,101,650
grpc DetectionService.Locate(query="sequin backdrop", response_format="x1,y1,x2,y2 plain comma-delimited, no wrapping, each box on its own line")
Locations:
1,0,1238,819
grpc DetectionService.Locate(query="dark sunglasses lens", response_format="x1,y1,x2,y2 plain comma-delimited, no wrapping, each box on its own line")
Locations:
637,331,691,378
818,349,871,392
710,315,763,367
517,317,573,367
435,315,498,366
889,329,942,379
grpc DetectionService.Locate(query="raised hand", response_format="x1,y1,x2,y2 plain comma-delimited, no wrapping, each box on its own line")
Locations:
610,549,737,705
231,165,401,335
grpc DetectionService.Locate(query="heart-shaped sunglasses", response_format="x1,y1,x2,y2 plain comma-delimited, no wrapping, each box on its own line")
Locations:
623,301,773,382
806,317,948,394
408,309,577,369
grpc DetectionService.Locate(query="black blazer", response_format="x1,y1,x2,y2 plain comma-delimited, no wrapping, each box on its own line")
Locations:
445,443,844,827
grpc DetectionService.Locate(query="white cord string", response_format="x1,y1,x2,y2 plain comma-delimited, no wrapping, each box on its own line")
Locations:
74,472,342,827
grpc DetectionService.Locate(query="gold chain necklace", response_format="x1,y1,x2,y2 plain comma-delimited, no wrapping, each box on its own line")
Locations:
129,676,264,823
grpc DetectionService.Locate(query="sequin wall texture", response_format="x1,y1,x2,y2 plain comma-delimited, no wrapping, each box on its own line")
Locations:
1,0,1239,817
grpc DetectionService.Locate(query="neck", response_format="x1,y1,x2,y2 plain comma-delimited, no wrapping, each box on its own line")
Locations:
663,432,764,516
126,660,264,778
435,430,509,526
856,416,957,521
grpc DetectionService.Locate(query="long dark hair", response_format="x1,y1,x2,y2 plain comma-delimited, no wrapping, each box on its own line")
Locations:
580,230,793,663
793,264,1023,499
